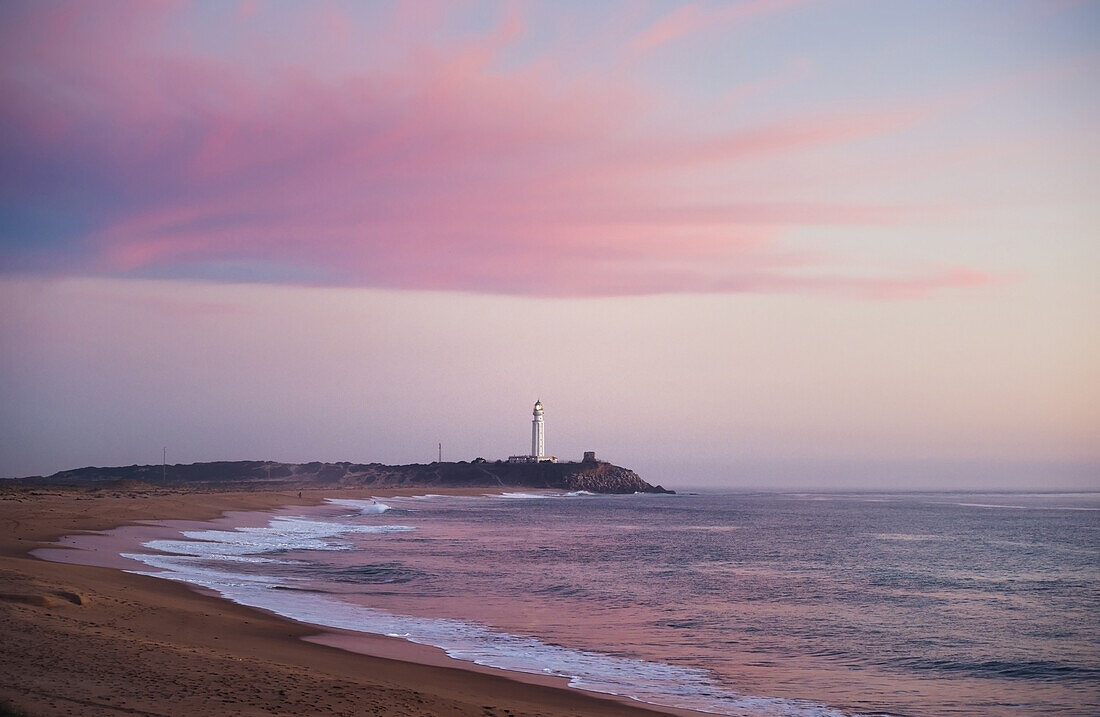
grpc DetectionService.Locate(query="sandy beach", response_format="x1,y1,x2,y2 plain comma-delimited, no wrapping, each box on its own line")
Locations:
0,485,680,717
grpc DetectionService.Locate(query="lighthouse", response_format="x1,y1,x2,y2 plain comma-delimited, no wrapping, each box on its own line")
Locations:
507,399,557,463
531,399,545,459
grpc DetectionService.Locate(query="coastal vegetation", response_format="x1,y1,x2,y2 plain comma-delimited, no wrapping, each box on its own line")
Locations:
9,460,674,495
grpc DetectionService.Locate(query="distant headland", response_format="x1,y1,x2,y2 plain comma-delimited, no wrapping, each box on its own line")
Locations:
9,456,674,495
8,400,673,494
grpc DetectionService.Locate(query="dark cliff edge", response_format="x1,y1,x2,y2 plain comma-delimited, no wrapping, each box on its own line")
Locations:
8,459,674,495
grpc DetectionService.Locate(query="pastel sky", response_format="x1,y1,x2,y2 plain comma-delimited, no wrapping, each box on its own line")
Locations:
1,0,1097,489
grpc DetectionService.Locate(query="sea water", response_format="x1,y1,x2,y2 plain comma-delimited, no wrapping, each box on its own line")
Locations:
114,491,1098,715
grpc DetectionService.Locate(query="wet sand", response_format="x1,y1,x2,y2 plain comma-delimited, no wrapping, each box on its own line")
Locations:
0,485,683,716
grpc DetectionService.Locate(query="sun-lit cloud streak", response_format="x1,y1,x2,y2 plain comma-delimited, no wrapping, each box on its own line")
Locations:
627,0,813,55
627,0,811,54
0,0,1044,298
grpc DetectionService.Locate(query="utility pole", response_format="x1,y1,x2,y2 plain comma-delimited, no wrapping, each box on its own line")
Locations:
438,442,442,463
162,447,166,482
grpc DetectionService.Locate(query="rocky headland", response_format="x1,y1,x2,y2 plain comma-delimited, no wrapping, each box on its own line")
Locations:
9,458,674,495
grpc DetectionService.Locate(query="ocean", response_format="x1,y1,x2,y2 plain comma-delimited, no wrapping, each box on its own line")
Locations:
97,491,1099,715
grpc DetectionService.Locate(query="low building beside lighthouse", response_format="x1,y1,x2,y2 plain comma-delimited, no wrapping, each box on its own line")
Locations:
508,399,557,463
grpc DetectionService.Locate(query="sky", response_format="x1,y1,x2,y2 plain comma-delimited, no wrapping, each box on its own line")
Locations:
1,0,1097,489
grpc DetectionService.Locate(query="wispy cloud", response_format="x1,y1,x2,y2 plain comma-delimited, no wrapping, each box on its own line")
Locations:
628,0,809,54
0,0,1015,298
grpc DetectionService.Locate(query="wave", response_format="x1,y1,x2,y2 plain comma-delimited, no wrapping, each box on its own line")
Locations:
116,506,862,717
317,561,422,585
494,491,601,500
142,515,413,560
943,502,1100,511
122,554,855,717
895,656,1100,682
873,534,950,542
327,499,392,514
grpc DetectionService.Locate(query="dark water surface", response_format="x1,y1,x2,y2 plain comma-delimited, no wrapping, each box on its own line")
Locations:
108,491,1099,715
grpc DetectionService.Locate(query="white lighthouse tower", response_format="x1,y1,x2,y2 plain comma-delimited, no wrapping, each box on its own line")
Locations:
531,399,545,459
508,399,556,464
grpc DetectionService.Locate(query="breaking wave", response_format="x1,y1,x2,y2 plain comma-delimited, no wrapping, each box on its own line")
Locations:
116,497,863,716
327,499,393,514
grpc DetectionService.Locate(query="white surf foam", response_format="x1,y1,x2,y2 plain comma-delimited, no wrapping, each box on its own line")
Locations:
140,515,413,561
123,550,852,717
496,491,601,500
115,508,861,717
327,499,392,514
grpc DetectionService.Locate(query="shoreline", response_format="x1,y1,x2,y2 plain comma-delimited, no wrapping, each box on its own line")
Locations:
0,485,694,717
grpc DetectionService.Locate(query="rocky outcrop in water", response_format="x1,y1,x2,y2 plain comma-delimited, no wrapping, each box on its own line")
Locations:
10,459,674,494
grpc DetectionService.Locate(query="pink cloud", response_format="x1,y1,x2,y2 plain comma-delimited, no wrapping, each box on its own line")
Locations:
0,1,1003,299
628,0,808,53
